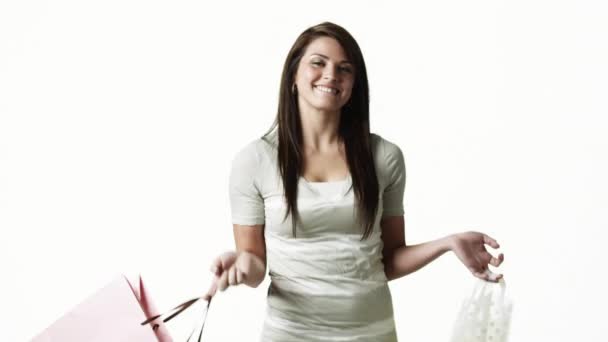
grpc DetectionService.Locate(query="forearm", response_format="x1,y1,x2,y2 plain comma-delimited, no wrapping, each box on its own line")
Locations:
384,235,453,281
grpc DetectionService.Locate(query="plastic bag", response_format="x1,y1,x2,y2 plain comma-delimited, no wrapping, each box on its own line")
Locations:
450,277,513,342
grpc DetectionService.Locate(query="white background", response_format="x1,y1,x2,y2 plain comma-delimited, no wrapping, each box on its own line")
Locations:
1,0,607,341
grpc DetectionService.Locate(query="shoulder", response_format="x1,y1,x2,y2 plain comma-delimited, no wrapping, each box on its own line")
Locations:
370,133,404,162
232,139,260,165
231,132,277,169
370,133,406,187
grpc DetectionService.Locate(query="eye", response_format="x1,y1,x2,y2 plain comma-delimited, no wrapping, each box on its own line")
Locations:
311,60,324,67
339,66,353,73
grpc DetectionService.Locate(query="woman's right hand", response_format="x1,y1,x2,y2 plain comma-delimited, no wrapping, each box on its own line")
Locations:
204,250,266,299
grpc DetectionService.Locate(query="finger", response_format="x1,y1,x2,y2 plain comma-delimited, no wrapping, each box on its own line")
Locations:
217,269,230,292
219,252,237,269
213,252,238,277
487,271,503,282
229,266,239,286
474,269,503,283
236,268,244,284
204,279,218,300
210,258,222,276
483,252,504,267
483,234,500,249
473,270,488,281
494,253,505,267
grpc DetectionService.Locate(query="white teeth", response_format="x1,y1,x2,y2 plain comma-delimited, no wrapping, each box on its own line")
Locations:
315,85,339,94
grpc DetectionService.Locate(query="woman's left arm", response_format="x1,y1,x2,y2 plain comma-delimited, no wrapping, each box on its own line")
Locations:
380,216,504,282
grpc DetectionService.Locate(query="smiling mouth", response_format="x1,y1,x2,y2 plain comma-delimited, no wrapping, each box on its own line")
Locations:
314,85,340,95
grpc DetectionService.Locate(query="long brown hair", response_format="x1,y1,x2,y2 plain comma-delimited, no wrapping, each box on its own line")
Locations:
263,22,379,239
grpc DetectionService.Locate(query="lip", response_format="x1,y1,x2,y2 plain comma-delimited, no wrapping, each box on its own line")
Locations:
313,84,341,94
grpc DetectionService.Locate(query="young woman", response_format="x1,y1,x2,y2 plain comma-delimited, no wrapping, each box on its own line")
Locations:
206,22,505,341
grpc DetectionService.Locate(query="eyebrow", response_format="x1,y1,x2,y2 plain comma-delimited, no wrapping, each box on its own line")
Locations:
309,53,353,65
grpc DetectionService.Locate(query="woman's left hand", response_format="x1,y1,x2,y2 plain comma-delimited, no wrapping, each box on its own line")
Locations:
449,231,505,282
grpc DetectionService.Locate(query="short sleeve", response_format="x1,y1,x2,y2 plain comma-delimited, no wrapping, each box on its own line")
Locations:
381,140,406,217
229,142,265,225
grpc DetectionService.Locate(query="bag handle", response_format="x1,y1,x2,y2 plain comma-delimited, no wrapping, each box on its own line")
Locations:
141,296,212,342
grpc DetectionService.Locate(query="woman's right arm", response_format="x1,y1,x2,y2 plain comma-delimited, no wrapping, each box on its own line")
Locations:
207,141,266,298
206,224,266,297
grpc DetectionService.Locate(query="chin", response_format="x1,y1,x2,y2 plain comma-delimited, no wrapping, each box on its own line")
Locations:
315,106,342,113
312,101,343,113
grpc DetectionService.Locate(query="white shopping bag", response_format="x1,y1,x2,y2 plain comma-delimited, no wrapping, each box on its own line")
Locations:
450,277,513,342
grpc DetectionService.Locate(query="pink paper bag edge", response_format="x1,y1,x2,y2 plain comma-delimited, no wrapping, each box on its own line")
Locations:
29,275,167,342
124,274,174,342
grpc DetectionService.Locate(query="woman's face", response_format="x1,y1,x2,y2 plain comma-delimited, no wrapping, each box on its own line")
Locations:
294,36,355,114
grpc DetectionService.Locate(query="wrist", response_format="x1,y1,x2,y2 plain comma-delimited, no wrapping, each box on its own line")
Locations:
442,234,456,253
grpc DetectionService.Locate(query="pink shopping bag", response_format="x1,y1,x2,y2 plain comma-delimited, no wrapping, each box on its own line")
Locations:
30,275,173,342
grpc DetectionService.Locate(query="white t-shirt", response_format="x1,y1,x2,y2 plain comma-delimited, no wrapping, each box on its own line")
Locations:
229,131,406,342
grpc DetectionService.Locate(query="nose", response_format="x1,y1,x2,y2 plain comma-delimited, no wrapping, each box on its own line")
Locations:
322,65,339,82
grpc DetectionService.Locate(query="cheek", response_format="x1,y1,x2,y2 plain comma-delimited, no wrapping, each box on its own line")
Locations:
303,69,317,83
342,76,354,90
343,84,354,99
301,69,320,84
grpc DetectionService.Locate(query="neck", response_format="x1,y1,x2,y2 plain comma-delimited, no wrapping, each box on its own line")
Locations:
299,106,342,152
